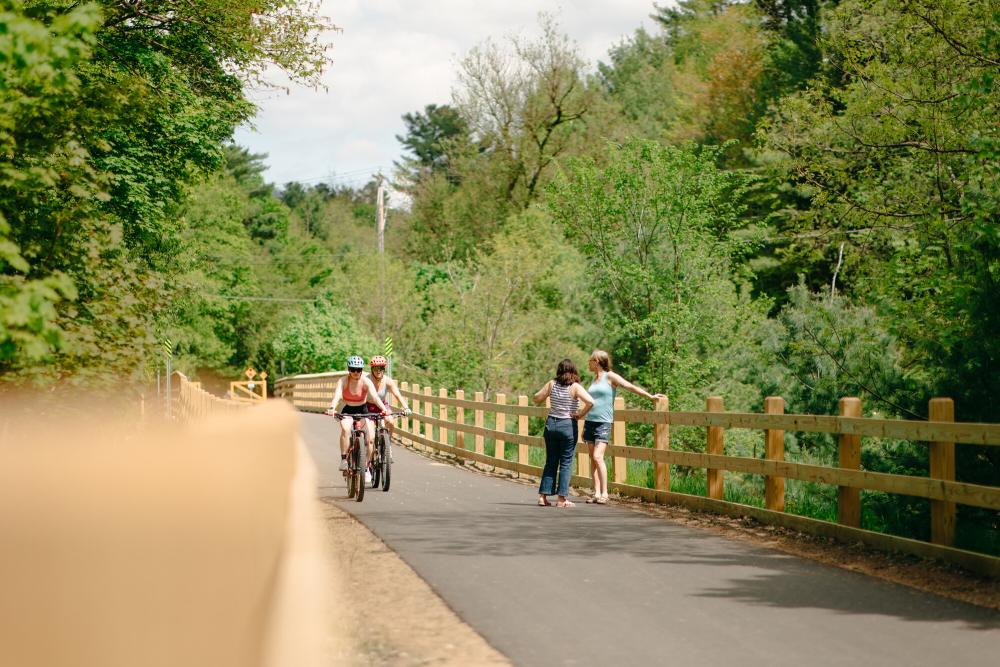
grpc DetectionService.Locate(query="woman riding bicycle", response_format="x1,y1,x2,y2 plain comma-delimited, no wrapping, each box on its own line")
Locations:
326,355,389,480
365,356,411,436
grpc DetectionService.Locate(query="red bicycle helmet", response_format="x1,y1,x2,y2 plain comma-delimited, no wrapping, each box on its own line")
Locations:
370,355,388,368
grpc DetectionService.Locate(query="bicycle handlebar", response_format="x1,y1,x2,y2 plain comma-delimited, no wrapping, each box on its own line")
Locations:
327,410,406,420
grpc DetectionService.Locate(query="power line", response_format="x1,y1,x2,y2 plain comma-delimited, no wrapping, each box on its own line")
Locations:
199,294,323,303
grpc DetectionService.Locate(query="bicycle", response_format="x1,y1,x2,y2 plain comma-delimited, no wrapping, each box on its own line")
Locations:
329,411,403,501
369,411,405,492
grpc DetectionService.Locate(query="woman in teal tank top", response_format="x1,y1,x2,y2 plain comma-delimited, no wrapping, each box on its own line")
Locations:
583,350,666,504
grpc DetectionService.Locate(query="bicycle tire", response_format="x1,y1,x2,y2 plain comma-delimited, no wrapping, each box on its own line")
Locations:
371,431,382,488
381,433,391,492
347,451,357,499
354,430,366,502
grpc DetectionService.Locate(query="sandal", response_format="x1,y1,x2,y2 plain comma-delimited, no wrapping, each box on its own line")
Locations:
595,496,608,505
538,498,552,507
585,497,598,504
556,500,576,508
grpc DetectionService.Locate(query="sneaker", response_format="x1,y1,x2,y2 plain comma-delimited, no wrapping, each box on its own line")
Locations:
364,469,373,485
339,459,348,471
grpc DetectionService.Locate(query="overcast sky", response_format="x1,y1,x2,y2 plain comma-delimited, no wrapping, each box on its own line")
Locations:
233,1,663,192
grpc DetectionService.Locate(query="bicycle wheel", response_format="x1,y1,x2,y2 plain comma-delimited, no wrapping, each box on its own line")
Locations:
370,430,382,488
381,432,391,492
346,435,357,498
354,430,366,502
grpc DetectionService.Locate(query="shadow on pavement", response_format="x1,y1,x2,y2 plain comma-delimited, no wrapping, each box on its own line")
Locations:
358,504,1000,630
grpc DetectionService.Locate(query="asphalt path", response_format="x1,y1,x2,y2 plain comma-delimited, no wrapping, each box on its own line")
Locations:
301,414,1000,666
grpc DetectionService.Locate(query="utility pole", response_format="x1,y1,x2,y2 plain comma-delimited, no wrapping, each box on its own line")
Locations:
376,177,386,255
376,176,387,344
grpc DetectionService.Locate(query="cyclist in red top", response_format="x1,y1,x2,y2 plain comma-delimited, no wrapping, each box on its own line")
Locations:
326,355,388,476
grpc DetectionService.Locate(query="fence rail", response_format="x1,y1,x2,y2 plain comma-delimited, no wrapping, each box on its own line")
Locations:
175,372,249,420
272,374,1000,576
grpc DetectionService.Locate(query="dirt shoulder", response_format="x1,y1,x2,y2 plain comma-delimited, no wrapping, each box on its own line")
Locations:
320,499,511,666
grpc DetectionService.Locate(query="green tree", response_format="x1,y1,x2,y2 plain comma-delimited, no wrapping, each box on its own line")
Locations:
270,299,378,376
546,139,767,405
759,0,1000,422
0,0,332,384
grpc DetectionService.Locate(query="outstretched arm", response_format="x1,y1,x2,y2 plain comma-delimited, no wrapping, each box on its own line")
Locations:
608,372,665,401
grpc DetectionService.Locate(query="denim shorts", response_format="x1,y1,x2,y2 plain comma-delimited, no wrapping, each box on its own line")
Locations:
583,420,612,443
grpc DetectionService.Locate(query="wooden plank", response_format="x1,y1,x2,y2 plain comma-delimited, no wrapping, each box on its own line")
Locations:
661,410,1000,446
474,391,485,455
518,395,530,466
577,414,590,479
706,397,725,500
654,396,670,492
603,446,1000,511
603,481,1000,579
764,396,785,512
439,388,449,449
398,389,548,417
455,390,466,450
495,394,507,461
410,412,544,448
838,397,862,528
613,396,627,484
423,386,434,445
929,398,956,547
400,382,411,443
399,385,1000,445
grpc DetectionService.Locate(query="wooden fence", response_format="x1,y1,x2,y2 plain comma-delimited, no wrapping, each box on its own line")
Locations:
175,372,250,420
274,372,347,413
389,382,1000,577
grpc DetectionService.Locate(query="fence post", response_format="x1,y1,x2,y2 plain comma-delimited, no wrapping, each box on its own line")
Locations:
400,382,411,442
613,396,627,485
439,388,449,449
929,397,956,546
577,414,590,479
706,396,725,500
411,383,421,449
455,390,466,450
518,395,529,467
764,396,785,512
654,396,670,492
474,391,485,455
837,397,862,528
423,386,433,444
495,393,507,461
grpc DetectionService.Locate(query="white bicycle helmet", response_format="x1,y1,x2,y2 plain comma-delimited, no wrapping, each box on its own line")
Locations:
347,355,365,370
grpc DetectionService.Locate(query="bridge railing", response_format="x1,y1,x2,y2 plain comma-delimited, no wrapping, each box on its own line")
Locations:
174,371,249,420
274,372,347,413
394,382,1000,577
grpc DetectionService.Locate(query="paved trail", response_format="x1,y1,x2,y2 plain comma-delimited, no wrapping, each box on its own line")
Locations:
301,414,1000,667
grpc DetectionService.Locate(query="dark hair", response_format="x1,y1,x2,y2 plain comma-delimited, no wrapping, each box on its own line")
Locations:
554,358,580,386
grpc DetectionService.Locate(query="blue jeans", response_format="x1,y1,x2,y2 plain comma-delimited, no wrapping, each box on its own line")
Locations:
539,416,578,497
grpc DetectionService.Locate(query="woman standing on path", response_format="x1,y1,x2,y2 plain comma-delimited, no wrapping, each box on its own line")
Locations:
533,358,594,508
584,350,665,504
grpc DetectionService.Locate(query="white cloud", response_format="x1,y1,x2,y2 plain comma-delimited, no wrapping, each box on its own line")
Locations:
233,1,664,187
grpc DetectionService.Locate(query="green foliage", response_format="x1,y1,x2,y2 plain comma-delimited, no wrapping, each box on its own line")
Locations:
0,0,332,385
546,138,767,405
402,208,590,395
760,0,1000,422
270,299,378,376
395,103,468,181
